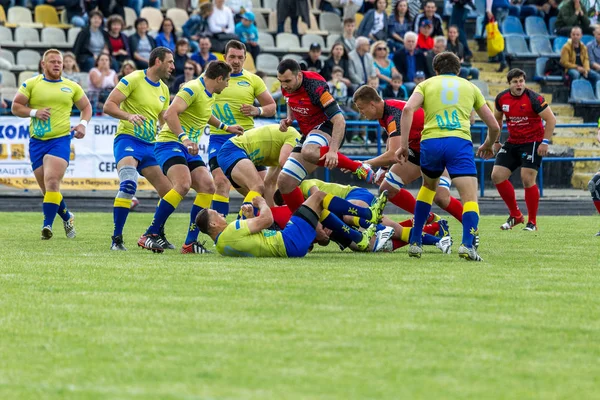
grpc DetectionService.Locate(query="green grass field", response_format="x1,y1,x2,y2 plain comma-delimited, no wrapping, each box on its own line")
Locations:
1,212,599,400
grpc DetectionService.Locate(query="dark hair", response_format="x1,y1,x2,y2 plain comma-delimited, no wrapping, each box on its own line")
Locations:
106,14,124,31
432,52,461,75
225,39,247,56
343,17,355,25
424,0,436,6
352,85,383,103
159,17,177,38
94,52,111,67
195,209,211,234
331,66,344,75
149,47,174,67
89,10,104,21
204,60,233,79
134,17,149,29
394,0,412,22
255,70,267,79
277,59,301,75
176,38,189,49
506,68,526,83
273,189,284,206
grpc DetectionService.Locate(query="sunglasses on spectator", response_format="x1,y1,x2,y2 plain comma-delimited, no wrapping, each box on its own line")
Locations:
376,47,387,51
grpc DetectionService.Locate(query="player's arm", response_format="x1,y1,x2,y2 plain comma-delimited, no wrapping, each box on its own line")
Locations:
72,94,92,139
366,135,401,167
246,196,274,233
158,110,166,128
103,89,146,126
279,103,293,131
263,166,281,207
397,91,423,164
537,106,556,156
328,112,346,154
475,103,501,159
207,115,244,135
164,96,199,154
11,93,51,121
493,108,504,152
240,90,277,118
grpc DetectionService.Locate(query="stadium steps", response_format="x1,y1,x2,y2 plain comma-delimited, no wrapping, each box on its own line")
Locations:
572,172,596,189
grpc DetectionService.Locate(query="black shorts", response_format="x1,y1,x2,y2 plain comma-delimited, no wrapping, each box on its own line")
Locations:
408,148,420,166
162,157,205,175
494,141,543,172
292,120,335,153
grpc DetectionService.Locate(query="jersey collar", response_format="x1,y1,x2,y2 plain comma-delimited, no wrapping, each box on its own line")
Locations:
144,69,160,87
199,77,212,97
230,69,244,77
42,74,62,82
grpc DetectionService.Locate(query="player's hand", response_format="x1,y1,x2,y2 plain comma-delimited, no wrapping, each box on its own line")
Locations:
35,107,51,121
127,113,146,126
493,142,502,155
374,168,387,185
251,195,266,207
279,118,292,132
73,124,86,139
320,149,338,169
537,143,549,156
240,104,259,117
226,125,244,135
241,204,254,219
477,141,495,159
395,145,409,165
183,139,199,155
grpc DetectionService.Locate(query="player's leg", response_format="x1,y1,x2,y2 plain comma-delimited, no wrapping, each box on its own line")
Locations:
111,156,140,250
279,191,325,257
230,159,265,216
520,142,543,231
141,164,175,249
435,172,464,223
589,171,600,236
40,155,69,239
492,143,524,229
182,164,214,253
380,161,421,215
278,148,318,212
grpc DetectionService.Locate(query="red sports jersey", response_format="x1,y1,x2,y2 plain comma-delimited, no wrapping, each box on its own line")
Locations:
282,71,339,136
495,88,548,144
378,99,424,151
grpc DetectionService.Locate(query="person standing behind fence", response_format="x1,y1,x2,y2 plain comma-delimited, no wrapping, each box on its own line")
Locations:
491,69,556,232
11,49,92,240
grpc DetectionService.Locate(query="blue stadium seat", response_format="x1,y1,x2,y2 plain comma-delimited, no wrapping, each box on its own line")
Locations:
502,16,525,35
553,36,568,53
505,34,533,57
530,35,555,57
534,56,563,82
525,16,547,36
582,35,594,46
569,80,600,103
548,16,557,35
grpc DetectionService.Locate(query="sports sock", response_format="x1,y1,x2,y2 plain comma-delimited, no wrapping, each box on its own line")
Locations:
443,196,463,223
271,206,292,229
317,146,361,171
423,222,439,236
399,218,413,227
281,187,305,212
389,189,416,214
323,193,371,220
495,179,521,217
320,210,363,244
408,186,435,246
186,193,212,245
57,199,70,222
422,233,439,245
238,190,261,219
42,191,62,228
594,200,600,214
146,189,183,235
113,197,132,237
462,201,480,248
524,185,539,225
211,193,230,215
392,238,406,250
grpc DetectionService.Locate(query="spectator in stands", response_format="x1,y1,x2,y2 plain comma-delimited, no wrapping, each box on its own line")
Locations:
413,1,444,37
448,0,473,60
173,38,190,77
485,0,512,72
62,52,81,85
191,36,218,69
209,0,239,52
60,0,87,27
555,0,594,36
447,25,480,80
414,69,425,84
340,18,357,54
155,18,178,52
126,0,161,17
107,15,130,70
424,36,447,78
322,42,352,86
327,66,351,108
348,36,378,86
361,0,376,13
300,43,325,74
357,0,389,42
371,40,399,89
320,0,364,20
589,26,600,74
382,73,408,99
235,11,260,62
73,11,112,72
560,26,600,89
416,19,434,51
129,17,157,69
182,2,214,53
170,59,200,96
387,0,412,52
226,0,253,21
118,59,136,80
88,53,118,112
276,0,310,35
392,31,426,93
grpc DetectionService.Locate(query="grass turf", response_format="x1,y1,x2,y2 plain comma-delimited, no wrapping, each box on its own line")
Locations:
0,212,599,399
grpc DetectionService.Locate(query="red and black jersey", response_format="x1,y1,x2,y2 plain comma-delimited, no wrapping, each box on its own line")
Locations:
378,99,424,152
282,71,341,136
495,88,548,144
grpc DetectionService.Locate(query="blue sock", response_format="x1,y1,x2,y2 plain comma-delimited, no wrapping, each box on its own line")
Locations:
186,193,213,245
422,233,439,245
42,192,62,228
147,189,182,235
409,186,436,246
462,201,480,248
211,194,230,215
320,210,363,244
323,193,372,220
57,199,70,221
113,200,131,237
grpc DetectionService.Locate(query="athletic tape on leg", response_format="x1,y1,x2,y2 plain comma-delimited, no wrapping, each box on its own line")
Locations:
282,157,308,182
305,133,330,147
384,171,404,191
439,176,451,192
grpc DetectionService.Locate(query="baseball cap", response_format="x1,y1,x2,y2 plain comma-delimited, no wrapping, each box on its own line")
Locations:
415,71,425,78
241,11,255,22
419,19,432,27
309,42,321,51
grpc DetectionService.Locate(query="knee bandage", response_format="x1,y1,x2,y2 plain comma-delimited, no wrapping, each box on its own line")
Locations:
305,133,330,147
384,170,404,191
281,157,308,182
117,165,138,199
439,176,452,192
588,174,600,201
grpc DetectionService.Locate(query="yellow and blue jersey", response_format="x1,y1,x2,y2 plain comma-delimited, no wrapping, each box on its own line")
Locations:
157,77,214,143
230,125,301,167
215,219,287,257
115,70,170,142
415,75,486,142
18,75,84,140
210,69,267,134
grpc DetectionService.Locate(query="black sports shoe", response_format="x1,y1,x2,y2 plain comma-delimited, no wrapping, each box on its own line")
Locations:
523,222,538,231
159,225,175,249
181,241,211,254
138,234,165,253
111,235,127,251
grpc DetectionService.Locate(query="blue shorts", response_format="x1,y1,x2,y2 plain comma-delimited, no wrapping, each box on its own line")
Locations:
154,141,204,174
345,187,375,206
29,135,71,170
282,216,317,257
420,137,477,178
113,134,158,174
217,140,248,179
208,133,235,170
